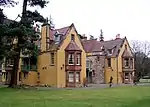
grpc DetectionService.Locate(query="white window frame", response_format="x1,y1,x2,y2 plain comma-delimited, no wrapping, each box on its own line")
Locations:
76,72,80,82
68,72,74,82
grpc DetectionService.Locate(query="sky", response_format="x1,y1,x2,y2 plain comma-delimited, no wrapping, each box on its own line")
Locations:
2,0,150,41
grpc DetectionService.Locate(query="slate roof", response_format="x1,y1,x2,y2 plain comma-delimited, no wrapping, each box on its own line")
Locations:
102,38,125,57
47,23,83,51
82,38,126,57
82,39,103,53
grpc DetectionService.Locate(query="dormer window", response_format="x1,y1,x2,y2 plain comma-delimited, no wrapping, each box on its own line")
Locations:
108,49,113,55
54,31,61,44
71,34,75,41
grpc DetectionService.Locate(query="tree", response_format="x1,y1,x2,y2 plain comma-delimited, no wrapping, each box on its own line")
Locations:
131,40,150,80
1,0,49,88
0,0,18,7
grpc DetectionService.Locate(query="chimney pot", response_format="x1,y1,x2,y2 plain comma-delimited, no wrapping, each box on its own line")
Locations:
116,34,120,39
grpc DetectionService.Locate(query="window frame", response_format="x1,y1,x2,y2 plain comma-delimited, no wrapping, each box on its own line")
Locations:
107,58,111,67
51,52,55,65
68,72,74,82
75,72,80,82
68,53,74,65
124,58,129,67
76,54,81,65
71,34,75,41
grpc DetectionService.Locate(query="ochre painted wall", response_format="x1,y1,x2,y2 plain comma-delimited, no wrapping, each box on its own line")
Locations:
38,51,57,87
105,38,134,84
105,58,118,84
117,39,134,82
57,26,86,87
21,71,37,85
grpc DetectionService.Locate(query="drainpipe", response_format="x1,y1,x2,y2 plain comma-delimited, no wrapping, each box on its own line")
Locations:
116,57,119,84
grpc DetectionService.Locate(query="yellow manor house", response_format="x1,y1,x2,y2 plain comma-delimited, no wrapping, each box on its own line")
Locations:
0,22,135,87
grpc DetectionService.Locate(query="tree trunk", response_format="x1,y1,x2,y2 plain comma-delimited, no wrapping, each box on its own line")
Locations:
8,0,28,88
8,48,20,88
21,0,27,23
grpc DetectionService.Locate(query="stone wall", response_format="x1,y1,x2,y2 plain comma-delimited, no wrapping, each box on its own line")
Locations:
87,55,105,84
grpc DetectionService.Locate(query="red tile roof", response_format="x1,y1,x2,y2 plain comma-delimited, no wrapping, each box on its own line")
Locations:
65,41,82,51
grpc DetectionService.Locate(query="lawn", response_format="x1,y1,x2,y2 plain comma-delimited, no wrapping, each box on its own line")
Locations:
0,86,150,107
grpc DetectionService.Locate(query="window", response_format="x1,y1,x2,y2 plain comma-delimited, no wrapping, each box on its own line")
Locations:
125,44,127,49
68,53,74,65
86,60,89,68
71,34,75,41
76,72,80,82
107,58,111,67
76,54,81,65
97,56,100,61
108,49,112,54
124,58,129,67
23,72,28,79
51,53,54,64
68,72,74,82
125,73,129,79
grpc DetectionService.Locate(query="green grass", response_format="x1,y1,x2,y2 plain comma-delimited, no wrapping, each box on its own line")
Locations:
0,86,150,107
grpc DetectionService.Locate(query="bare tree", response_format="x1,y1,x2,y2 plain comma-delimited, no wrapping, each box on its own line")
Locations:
131,40,150,80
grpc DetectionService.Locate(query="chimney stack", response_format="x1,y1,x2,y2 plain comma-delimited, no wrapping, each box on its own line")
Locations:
116,34,120,39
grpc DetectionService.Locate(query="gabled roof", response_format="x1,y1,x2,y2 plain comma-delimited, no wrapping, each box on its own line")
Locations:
122,49,133,58
65,41,82,51
82,38,125,57
48,23,83,51
82,39,103,53
102,38,125,57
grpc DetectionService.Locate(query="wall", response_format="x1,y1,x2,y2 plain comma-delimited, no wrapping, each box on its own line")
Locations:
86,55,105,83
57,26,86,87
117,39,133,82
21,71,37,85
38,50,57,87
105,57,118,83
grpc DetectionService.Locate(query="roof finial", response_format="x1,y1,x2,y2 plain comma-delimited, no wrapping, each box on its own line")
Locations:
100,29,104,42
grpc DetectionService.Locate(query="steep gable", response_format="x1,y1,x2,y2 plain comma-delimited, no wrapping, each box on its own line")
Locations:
118,37,133,57
58,23,85,52
82,38,125,57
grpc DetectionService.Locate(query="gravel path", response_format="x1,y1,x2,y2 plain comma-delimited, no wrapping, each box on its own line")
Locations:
0,83,150,90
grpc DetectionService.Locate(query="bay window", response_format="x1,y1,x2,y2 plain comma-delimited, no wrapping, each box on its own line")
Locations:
76,54,81,65
68,53,74,65
76,72,80,82
68,72,74,82
124,58,129,67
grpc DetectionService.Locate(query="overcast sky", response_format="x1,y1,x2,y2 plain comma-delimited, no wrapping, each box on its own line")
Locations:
2,0,150,41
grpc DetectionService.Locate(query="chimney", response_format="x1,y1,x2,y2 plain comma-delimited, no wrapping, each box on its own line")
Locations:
116,34,120,39
41,18,51,51
80,34,87,41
